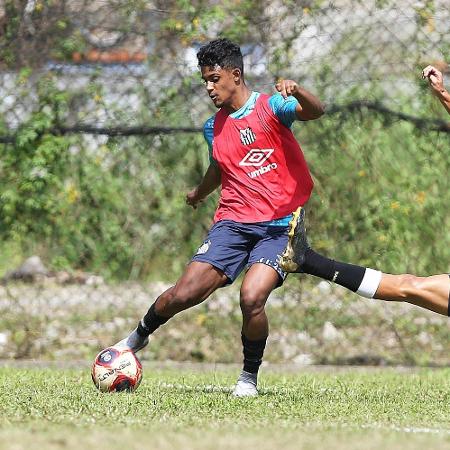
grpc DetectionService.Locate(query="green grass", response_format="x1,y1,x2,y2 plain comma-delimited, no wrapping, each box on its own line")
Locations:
0,365,449,449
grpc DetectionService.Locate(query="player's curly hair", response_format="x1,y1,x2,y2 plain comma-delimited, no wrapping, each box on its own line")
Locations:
197,38,244,76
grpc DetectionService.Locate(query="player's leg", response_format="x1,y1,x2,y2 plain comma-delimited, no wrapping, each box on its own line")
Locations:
153,261,228,317
115,261,228,351
279,207,450,316
116,219,253,352
298,251,449,315
233,263,280,397
240,263,279,339
233,224,288,397
374,273,449,316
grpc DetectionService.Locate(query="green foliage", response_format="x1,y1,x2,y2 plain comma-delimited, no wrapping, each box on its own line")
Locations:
0,78,70,241
0,1,21,66
159,0,267,44
53,29,87,61
1,78,448,278
298,109,449,274
0,0,448,279
0,66,205,278
0,0,87,69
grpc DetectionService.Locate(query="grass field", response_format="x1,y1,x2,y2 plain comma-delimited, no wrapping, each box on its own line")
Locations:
0,364,449,450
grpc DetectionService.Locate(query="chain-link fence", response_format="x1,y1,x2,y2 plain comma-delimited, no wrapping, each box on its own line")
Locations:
1,0,448,130
1,1,450,131
0,1,449,364
1,277,449,365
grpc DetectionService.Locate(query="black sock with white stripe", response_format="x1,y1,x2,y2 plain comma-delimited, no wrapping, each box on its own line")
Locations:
300,249,381,298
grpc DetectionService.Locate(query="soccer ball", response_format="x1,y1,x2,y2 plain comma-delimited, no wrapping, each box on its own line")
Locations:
91,347,143,392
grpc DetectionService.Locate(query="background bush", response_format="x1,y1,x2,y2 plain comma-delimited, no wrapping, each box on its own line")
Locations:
0,0,448,280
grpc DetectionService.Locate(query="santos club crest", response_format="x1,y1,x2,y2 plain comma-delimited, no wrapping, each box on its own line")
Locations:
239,127,256,145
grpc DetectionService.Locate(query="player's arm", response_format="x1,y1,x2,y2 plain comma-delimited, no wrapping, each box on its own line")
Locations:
275,79,325,120
186,163,221,209
422,65,450,115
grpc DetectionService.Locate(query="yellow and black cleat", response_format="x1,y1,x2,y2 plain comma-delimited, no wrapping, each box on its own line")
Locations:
279,206,309,273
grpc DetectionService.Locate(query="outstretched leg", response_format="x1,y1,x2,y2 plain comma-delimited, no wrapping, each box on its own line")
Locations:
280,207,449,316
375,274,449,315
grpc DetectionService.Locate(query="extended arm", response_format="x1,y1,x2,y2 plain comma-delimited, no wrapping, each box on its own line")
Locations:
186,163,221,209
275,79,325,120
422,65,450,115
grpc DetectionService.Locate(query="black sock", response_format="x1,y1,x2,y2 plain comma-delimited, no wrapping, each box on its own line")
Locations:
136,302,170,337
241,333,267,374
301,248,366,292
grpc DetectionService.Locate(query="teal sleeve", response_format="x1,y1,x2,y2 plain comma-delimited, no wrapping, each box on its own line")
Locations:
268,93,298,128
203,116,217,165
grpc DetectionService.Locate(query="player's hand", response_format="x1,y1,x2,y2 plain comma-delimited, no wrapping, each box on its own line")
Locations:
186,188,203,209
275,79,299,98
422,65,445,93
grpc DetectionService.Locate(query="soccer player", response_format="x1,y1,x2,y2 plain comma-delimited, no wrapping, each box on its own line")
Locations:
422,65,450,114
116,39,449,397
116,38,324,397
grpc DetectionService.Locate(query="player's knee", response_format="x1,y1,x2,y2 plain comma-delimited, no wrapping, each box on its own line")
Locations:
239,289,266,318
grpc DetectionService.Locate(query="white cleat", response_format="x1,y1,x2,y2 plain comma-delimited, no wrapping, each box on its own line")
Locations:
113,328,149,353
232,371,258,397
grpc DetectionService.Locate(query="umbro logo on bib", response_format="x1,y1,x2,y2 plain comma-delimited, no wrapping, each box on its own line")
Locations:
239,149,274,166
239,127,256,146
239,148,277,178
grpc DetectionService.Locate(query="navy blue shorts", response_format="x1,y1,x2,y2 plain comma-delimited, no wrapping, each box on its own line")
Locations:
191,220,288,286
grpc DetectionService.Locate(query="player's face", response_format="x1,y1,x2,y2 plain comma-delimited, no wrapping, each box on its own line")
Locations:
201,65,239,109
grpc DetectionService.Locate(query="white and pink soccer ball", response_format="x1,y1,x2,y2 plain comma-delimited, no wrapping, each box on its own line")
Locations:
91,347,142,392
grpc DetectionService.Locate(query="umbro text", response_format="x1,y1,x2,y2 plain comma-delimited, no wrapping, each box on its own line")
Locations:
248,162,278,178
